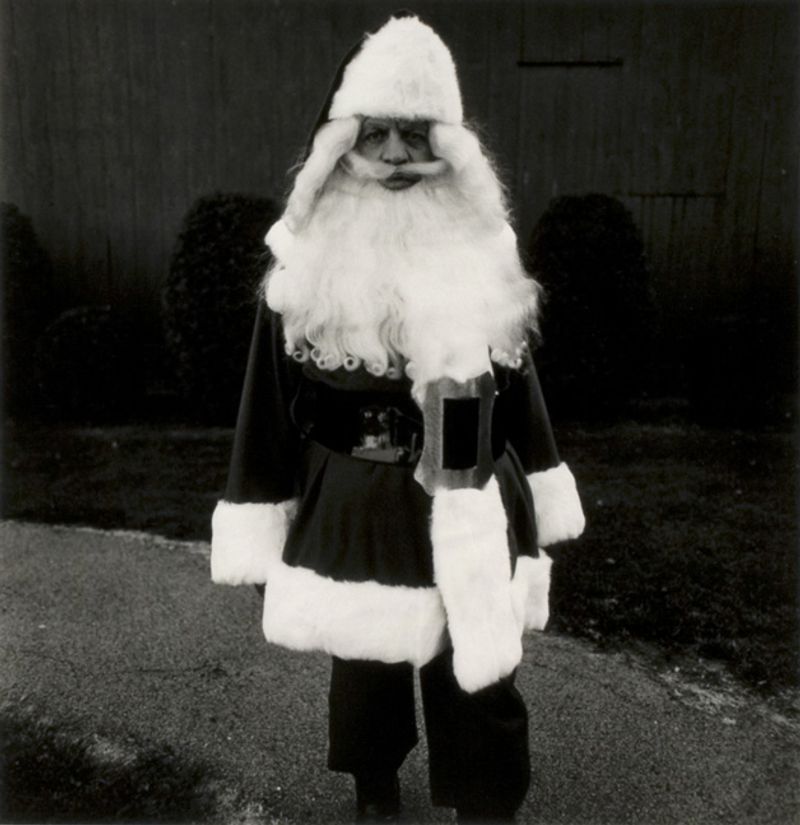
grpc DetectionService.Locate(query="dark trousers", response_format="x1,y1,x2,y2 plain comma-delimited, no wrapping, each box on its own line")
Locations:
328,648,530,816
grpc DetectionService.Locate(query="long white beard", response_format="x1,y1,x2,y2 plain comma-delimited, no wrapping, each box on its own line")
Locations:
266,161,539,387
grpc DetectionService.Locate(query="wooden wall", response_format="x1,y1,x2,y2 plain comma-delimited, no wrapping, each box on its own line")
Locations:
1,0,797,324
516,1,798,322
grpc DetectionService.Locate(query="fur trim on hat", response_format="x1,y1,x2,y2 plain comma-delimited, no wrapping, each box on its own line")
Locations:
262,562,448,666
329,16,463,124
528,463,586,547
210,499,297,585
431,476,523,693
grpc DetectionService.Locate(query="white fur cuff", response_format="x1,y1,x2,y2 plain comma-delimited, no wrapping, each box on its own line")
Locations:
210,499,297,585
528,463,586,547
511,552,553,632
431,476,522,693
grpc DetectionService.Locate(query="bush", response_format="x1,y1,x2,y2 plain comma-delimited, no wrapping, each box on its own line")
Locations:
527,194,655,420
1,203,56,416
34,306,146,423
162,192,280,425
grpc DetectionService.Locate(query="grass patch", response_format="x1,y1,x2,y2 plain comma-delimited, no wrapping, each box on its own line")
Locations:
550,424,798,692
2,424,231,541
2,420,797,695
0,708,219,822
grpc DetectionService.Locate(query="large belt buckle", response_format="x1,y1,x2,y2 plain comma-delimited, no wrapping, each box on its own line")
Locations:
350,445,408,464
413,372,496,495
350,405,419,465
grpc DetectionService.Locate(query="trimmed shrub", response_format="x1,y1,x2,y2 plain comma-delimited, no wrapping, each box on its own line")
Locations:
527,194,655,420
162,193,280,425
2,203,56,416
34,306,145,423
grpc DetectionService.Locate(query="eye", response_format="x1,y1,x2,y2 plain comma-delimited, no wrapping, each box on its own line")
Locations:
360,129,387,145
402,131,427,146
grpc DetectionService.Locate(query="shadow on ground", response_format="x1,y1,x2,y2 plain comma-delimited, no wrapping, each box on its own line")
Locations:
0,706,220,823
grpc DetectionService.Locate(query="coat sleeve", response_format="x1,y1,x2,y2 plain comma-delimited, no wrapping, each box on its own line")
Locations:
210,303,301,585
504,351,586,548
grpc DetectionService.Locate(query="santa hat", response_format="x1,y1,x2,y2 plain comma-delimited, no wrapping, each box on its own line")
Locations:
275,14,467,234
328,15,463,124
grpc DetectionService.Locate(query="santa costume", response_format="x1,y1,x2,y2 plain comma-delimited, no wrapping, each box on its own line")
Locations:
211,13,585,823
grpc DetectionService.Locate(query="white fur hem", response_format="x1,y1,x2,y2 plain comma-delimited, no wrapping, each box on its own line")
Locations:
210,500,297,585
431,477,522,693
259,553,545,675
528,463,586,547
511,552,553,631
262,563,447,666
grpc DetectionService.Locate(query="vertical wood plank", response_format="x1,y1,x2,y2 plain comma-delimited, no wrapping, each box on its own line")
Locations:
210,0,234,191
69,0,111,303
517,63,628,241
9,0,56,278
45,0,82,294
719,5,775,295
482,0,524,207
212,0,305,198
123,0,164,306
523,0,582,63
753,4,798,297
182,0,216,208
215,0,279,196
95,0,137,302
154,0,190,267
0,0,26,207
517,1,634,240
631,3,731,194
269,0,339,196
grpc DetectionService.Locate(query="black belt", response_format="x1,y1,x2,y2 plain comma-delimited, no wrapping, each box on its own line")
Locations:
311,402,424,465
310,406,508,468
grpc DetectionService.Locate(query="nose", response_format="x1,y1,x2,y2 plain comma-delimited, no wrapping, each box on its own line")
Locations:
381,127,409,165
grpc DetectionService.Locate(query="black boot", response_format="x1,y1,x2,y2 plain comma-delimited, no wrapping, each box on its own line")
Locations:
354,770,401,823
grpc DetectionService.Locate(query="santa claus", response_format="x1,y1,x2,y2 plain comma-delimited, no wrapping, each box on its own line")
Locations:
211,13,585,824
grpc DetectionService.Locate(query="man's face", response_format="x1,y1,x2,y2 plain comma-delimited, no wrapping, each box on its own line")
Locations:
355,117,434,190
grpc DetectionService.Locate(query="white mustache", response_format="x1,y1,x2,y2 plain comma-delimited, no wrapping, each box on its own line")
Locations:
339,151,449,181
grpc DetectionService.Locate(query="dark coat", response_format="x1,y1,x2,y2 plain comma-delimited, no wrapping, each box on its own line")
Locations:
211,303,585,692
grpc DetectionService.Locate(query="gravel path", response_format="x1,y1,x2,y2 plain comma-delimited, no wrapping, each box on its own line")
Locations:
1,520,798,824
